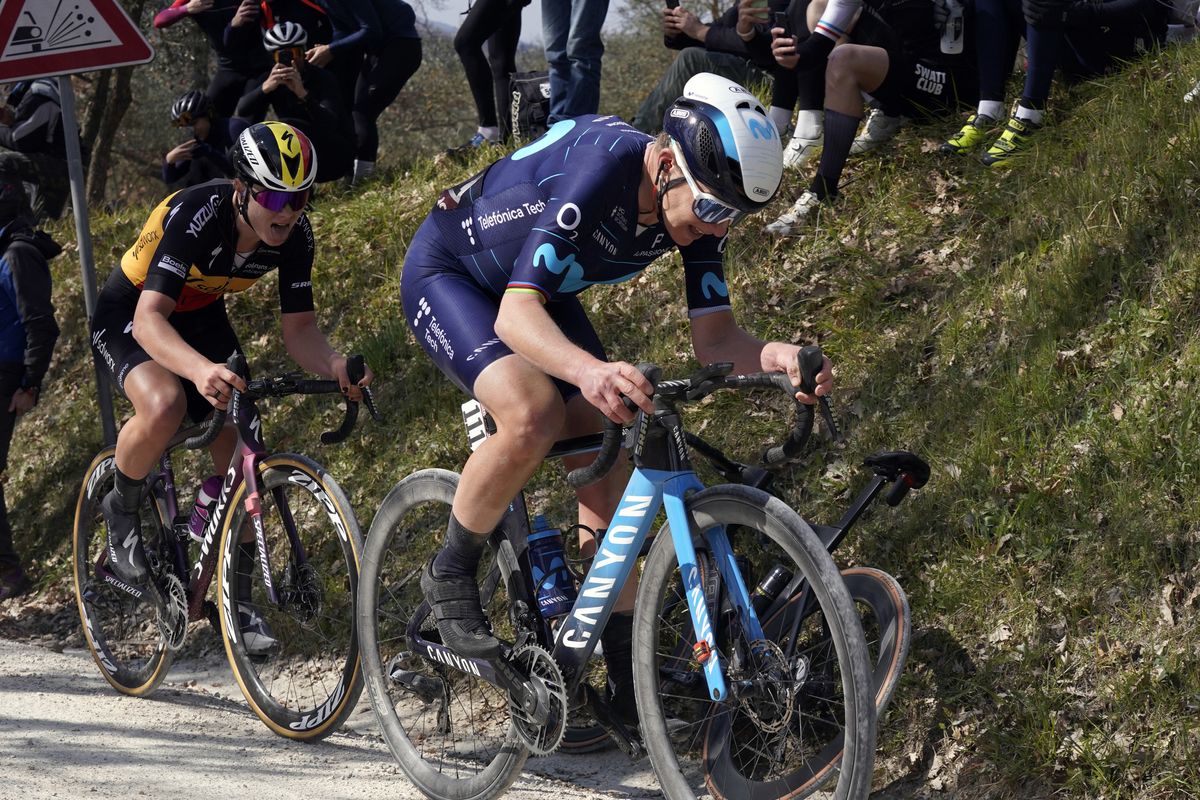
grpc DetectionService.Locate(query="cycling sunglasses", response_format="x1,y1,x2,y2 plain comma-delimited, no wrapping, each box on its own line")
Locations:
669,141,744,225
172,112,199,128
251,185,311,212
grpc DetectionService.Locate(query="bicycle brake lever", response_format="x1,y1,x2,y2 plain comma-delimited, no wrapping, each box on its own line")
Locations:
797,346,842,443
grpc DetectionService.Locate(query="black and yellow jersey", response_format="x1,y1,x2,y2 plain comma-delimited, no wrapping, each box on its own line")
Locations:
105,180,315,315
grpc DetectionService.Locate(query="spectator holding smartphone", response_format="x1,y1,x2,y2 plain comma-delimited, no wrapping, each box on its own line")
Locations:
162,90,249,187
309,0,422,186
632,0,793,133
236,22,355,182
157,0,271,118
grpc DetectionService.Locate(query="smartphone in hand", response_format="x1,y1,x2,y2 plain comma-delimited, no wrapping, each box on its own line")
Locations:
666,0,680,8
773,10,793,36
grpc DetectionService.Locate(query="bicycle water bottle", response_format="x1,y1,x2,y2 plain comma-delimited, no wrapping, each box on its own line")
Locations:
939,0,964,55
188,475,223,542
750,564,794,616
527,515,577,619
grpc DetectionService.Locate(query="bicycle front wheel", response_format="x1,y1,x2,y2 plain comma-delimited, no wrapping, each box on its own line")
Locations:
357,468,527,800
72,447,175,696
218,453,363,741
634,484,875,800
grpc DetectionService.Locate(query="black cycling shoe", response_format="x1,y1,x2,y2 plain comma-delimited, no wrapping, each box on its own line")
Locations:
420,558,501,660
102,490,149,585
606,678,639,728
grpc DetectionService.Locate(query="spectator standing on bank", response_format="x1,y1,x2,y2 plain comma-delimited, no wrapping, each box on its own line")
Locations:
155,0,271,118
162,90,250,187
452,0,530,149
309,0,423,185
0,177,59,603
0,81,69,223
542,0,611,122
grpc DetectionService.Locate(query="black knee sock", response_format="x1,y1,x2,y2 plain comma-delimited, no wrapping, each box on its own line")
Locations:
112,467,144,513
812,108,862,201
602,611,634,690
432,514,490,578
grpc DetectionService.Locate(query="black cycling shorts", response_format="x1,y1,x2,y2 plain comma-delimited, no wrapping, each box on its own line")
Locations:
90,288,243,424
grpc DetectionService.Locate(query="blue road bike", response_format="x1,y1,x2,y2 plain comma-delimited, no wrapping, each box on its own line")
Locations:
357,348,927,799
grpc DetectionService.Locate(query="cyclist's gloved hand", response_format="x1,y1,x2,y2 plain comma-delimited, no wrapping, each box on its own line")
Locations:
194,360,247,410
761,342,833,405
331,354,374,402
579,359,654,424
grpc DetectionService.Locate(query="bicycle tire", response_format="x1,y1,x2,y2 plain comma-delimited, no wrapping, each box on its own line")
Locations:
72,447,175,696
218,453,363,741
633,484,875,800
837,568,910,719
357,468,527,800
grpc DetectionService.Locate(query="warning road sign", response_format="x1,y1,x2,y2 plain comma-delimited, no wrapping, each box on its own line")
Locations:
0,0,154,82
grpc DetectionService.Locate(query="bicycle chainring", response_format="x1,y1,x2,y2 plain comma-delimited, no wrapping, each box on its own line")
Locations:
735,639,795,734
508,643,568,755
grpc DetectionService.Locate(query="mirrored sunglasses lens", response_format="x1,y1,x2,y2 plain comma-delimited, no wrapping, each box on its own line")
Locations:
693,198,738,224
254,189,309,212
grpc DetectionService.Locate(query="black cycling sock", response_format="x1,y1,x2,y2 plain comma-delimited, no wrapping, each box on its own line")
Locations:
432,514,490,578
112,467,144,513
812,108,861,201
602,611,634,690
237,541,257,603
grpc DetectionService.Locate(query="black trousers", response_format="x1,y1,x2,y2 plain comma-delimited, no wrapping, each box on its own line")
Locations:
455,0,524,136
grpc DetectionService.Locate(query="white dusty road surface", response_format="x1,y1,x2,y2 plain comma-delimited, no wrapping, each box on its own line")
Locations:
0,637,664,800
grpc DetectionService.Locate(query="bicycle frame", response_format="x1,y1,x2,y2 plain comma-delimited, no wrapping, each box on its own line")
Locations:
127,389,308,624
411,409,770,705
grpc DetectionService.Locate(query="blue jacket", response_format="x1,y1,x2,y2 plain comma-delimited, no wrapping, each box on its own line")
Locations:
319,0,419,53
0,221,60,390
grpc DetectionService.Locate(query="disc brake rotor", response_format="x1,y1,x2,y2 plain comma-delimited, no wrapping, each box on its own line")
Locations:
736,638,796,734
157,573,188,651
508,643,568,756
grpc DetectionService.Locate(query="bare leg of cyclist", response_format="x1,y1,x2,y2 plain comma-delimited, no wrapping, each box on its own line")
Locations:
424,354,567,659
104,362,188,584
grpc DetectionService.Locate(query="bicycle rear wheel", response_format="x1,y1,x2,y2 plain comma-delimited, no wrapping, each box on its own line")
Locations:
634,484,875,800
72,448,175,696
838,568,909,719
357,468,527,800
218,453,363,741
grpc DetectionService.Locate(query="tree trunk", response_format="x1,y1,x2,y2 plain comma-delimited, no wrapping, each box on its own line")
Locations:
85,0,149,205
81,71,110,156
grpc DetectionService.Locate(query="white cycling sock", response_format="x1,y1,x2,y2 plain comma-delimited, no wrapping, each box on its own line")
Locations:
478,125,500,141
793,108,824,140
768,106,792,136
1014,104,1044,125
977,100,1005,121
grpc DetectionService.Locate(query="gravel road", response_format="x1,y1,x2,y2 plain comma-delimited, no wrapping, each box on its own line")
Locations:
0,636,663,800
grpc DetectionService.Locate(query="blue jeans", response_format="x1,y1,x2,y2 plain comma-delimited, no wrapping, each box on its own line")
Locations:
542,0,610,122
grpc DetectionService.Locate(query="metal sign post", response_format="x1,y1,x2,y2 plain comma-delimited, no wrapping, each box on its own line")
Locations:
0,0,154,445
57,76,116,444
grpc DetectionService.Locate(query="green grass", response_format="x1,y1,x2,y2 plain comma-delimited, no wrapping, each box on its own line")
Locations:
17,41,1200,798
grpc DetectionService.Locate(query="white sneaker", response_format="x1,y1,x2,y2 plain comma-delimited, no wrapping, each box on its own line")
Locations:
849,109,904,155
1186,78,1200,103
783,130,823,170
763,191,823,237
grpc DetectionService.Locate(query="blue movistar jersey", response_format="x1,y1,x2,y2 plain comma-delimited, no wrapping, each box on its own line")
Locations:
421,114,731,316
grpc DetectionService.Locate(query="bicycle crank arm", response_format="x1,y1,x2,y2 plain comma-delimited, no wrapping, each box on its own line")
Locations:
491,645,545,723
581,682,645,761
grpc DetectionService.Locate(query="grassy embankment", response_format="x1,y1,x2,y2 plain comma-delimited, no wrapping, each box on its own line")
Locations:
13,41,1200,798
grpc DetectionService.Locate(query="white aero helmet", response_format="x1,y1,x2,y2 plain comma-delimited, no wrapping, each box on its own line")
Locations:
661,73,783,213
263,21,308,51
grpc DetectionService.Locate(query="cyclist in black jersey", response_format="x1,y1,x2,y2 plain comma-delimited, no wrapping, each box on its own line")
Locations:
405,73,833,723
90,121,373,590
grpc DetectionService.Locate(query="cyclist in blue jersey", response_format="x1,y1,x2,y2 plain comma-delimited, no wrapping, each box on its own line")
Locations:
403,73,833,725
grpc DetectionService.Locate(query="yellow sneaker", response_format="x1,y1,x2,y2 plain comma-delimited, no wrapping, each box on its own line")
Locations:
981,115,1042,167
938,113,997,155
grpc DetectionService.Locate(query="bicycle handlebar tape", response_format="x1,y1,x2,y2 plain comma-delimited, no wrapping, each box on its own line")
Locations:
185,409,227,450
567,422,623,489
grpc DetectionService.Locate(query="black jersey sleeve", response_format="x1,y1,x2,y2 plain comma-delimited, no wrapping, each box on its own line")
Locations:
277,213,316,314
